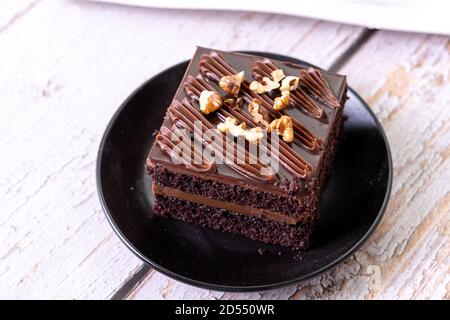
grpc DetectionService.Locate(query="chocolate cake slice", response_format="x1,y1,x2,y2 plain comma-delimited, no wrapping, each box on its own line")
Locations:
147,47,347,250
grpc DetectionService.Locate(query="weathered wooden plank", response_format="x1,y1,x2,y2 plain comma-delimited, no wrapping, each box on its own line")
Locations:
338,32,449,300
0,0,40,33
291,32,450,300
0,0,364,299
129,31,450,300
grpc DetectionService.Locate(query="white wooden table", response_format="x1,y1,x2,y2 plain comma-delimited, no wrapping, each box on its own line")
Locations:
1,0,448,300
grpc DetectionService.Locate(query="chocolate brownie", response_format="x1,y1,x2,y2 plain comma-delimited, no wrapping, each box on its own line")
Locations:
147,47,347,250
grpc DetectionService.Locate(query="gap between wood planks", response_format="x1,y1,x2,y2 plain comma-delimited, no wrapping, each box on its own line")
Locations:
109,27,377,300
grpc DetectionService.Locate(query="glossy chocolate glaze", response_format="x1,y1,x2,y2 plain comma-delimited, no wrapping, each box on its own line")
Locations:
182,75,311,179
148,47,347,194
253,59,326,121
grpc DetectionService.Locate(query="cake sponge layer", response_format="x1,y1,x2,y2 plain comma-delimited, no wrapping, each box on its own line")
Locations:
153,194,315,250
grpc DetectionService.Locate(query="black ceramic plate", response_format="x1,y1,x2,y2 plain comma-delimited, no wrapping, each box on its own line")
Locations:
97,52,392,291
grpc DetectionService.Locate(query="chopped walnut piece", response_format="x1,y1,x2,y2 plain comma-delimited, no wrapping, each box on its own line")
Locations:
223,97,243,109
273,91,291,110
271,69,286,83
249,77,280,94
248,98,269,127
249,80,263,93
280,76,299,92
217,117,264,144
235,97,243,109
223,98,235,107
269,115,294,143
199,90,223,114
217,117,245,134
219,71,245,97
246,127,264,144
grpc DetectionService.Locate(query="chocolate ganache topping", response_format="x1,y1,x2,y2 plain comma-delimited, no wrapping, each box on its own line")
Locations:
156,125,216,173
299,68,341,109
167,99,278,182
153,49,345,186
198,52,322,153
252,59,326,121
183,75,312,178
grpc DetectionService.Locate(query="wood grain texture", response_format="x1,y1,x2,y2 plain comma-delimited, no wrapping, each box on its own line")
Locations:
129,32,450,300
0,0,364,299
0,0,40,32
340,32,450,300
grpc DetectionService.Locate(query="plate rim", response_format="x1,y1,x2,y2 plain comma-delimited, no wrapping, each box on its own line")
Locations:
96,52,393,292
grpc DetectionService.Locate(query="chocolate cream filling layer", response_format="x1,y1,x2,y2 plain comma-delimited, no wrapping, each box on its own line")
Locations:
152,183,307,225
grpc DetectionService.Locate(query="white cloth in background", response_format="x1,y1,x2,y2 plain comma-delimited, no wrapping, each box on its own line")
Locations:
82,0,450,35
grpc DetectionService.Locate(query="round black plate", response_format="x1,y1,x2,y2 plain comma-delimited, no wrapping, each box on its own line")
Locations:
97,52,392,291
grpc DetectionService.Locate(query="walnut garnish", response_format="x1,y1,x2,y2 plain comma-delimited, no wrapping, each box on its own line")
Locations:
248,98,269,127
223,97,243,109
218,117,245,134
249,77,280,94
245,127,264,144
271,69,286,83
199,90,223,114
235,97,243,108
223,98,234,107
217,117,264,144
269,115,294,143
273,91,291,110
219,71,245,97
280,76,299,92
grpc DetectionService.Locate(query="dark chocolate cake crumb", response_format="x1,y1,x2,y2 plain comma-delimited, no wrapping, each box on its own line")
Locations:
153,194,315,250
146,48,348,250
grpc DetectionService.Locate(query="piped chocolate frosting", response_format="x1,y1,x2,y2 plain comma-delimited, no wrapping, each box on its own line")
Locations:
149,47,347,193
